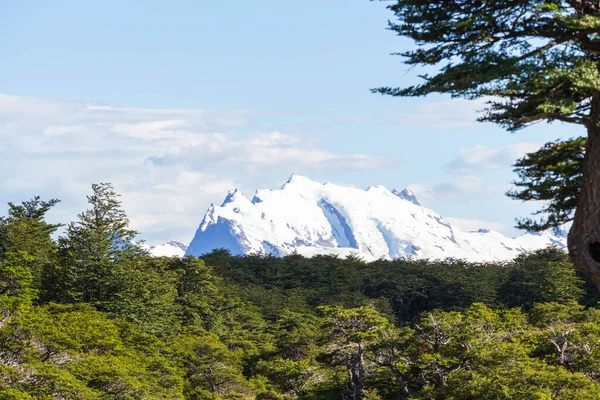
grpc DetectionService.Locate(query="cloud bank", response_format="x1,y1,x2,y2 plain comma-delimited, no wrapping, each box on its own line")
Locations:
444,142,542,175
392,98,490,129
404,139,543,207
0,94,396,243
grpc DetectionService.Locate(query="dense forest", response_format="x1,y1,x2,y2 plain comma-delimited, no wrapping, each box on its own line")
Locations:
2,184,600,399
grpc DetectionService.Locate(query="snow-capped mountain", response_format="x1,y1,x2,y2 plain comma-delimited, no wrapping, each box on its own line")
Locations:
186,174,567,262
142,241,188,257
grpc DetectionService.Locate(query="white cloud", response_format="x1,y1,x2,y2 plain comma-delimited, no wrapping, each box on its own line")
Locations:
147,130,395,172
445,142,542,175
392,98,491,129
408,176,506,203
0,94,397,243
109,120,190,140
445,217,508,234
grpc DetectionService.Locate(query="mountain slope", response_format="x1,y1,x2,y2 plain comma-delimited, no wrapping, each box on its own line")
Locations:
186,175,566,261
142,241,188,257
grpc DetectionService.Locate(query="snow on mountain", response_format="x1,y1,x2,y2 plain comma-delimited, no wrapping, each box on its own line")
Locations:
141,241,188,257
392,188,421,206
185,174,567,261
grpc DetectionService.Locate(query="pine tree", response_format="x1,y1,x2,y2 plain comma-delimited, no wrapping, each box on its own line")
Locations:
44,184,178,336
508,137,585,231
0,197,60,325
375,0,600,289
54,183,143,305
0,197,60,291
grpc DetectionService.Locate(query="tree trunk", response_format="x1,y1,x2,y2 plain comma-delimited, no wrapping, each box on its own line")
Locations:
569,93,600,289
348,344,366,400
391,367,410,395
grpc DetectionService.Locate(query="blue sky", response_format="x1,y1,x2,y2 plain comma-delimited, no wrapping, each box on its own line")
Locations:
0,0,580,244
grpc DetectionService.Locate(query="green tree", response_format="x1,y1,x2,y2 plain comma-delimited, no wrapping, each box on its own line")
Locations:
0,252,35,328
272,310,320,361
255,311,321,396
170,328,250,399
498,248,585,308
318,306,389,400
508,137,585,231
0,197,60,292
46,184,178,336
167,256,224,331
537,260,586,304
411,310,464,389
375,0,600,288
408,303,600,400
107,255,180,337
255,357,317,397
0,197,59,326
368,327,415,398
0,303,183,398
437,360,600,400
51,183,143,304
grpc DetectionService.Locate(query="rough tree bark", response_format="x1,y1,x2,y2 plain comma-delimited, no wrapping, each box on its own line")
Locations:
569,92,600,289
348,343,365,400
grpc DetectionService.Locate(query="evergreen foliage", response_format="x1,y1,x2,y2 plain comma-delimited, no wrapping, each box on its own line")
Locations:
373,0,600,289
507,137,585,230
0,197,60,292
2,186,600,398
373,0,599,131
51,183,144,305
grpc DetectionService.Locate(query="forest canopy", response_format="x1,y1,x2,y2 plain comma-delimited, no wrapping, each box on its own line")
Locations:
1,184,600,399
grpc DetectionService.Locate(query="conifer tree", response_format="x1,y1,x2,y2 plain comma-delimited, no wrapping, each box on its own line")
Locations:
44,184,178,336
508,137,585,231
0,252,35,327
0,197,60,291
0,197,60,326
55,183,143,305
376,0,600,288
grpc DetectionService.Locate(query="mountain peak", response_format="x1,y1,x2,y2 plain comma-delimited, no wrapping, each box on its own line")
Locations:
186,174,567,261
286,173,300,183
392,188,421,206
221,188,244,206
281,174,321,190
285,173,311,183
